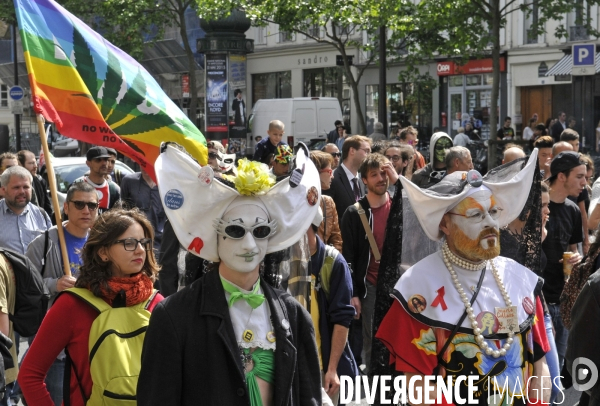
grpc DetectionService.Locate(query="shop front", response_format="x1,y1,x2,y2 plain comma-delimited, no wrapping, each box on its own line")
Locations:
437,57,507,139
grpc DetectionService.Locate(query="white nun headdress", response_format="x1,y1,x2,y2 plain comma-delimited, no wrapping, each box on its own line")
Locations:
155,143,320,261
400,149,539,241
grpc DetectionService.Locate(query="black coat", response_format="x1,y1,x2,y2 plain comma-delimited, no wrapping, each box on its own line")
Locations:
340,195,372,299
323,166,365,221
551,121,566,142
138,269,322,406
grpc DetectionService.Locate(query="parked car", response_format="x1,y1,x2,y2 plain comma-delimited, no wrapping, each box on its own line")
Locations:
39,156,135,207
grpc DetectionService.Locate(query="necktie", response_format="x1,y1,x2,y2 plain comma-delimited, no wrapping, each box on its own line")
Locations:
221,278,265,309
351,177,361,202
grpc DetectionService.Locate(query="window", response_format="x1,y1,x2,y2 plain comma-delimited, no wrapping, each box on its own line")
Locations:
0,85,7,108
252,71,291,104
568,0,591,41
304,68,352,130
365,82,433,135
523,0,539,44
279,31,294,43
308,24,321,39
255,27,267,45
335,24,354,37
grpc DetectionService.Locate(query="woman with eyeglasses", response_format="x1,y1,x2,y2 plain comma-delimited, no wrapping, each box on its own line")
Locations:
310,150,343,250
20,208,163,406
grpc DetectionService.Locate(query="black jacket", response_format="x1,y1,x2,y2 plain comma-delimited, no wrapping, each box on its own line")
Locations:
138,269,322,406
566,269,600,404
340,195,372,299
323,165,365,221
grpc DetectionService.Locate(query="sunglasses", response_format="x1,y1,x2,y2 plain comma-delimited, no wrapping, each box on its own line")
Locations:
208,152,219,160
69,200,99,211
329,152,341,158
114,237,153,251
213,218,278,240
319,168,333,176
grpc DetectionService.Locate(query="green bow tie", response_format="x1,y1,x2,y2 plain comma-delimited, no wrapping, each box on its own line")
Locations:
221,278,265,309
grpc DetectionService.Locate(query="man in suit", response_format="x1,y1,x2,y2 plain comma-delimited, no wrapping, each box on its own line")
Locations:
231,89,246,126
551,111,567,143
323,135,372,221
327,120,343,144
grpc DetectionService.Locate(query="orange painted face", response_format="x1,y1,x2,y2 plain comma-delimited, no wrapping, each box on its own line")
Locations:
446,191,501,260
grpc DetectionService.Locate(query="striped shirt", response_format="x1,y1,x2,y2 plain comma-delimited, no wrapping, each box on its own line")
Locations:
0,200,52,255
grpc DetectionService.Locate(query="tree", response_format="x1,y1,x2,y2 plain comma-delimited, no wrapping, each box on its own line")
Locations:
198,0,419,135
413,0,596,166
159,0,202,128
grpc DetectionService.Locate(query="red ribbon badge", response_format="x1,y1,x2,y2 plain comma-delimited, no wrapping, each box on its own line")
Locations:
431,286,448,311
188,237,204,254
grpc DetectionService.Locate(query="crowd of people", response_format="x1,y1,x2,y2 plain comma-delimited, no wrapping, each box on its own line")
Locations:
0,114,597,405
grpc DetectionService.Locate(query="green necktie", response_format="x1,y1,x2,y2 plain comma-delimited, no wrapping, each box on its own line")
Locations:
221,278,265,309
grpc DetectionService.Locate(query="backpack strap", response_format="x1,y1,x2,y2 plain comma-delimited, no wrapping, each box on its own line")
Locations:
319,246,339,301
353,202,381,261
63,347,88,405
108,181,119,207
65,287,112,313
40,230,49,276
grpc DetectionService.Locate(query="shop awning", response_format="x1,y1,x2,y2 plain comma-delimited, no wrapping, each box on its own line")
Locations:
545,53,600,76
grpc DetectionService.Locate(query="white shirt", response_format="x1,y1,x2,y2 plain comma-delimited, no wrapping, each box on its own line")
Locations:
341,163,359,192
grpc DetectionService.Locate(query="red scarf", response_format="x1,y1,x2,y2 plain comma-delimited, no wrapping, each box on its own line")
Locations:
100,272,154,307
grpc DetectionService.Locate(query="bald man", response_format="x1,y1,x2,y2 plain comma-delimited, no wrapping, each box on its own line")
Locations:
502,146,526,164
552,141,573,157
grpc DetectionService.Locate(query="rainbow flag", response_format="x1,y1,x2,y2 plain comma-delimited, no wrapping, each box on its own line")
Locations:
13,0,207,179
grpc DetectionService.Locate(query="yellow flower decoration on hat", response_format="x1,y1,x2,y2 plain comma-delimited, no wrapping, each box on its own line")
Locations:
234,158,276,196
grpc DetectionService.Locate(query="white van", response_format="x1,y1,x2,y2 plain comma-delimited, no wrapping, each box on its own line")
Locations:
247,97,343,153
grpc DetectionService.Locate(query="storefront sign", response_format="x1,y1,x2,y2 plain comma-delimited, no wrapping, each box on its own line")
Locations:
437,57,506,76
181,74,190,98
297,54,330,66
206,55,228,132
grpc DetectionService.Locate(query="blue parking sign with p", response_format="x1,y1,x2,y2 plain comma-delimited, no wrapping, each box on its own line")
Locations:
573,44,595,66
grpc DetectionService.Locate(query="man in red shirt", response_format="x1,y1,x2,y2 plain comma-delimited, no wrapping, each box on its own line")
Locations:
341,153,398,373
74,146,120,214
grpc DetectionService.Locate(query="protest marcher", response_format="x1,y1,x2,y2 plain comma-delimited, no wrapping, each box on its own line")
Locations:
24,182,98,405
253,120,287,164
138,145,322,405
411,132,453,188
18,149,52,216
74,146,120,214
306,210,358,403
310,151,343,251
376,151,551,404
0,252,17,406
341,154,398,374
323,135,371,221
542,152,585,369
0,166,51,254
19,208,163,406
121,170,166,254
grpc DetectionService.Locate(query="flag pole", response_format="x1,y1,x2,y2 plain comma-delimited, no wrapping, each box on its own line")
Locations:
36,114,71,277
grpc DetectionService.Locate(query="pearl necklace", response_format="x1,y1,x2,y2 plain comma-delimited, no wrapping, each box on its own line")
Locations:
442,242,514,358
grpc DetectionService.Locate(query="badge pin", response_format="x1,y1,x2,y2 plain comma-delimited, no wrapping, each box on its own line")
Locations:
306,186,319,206
522,297,534,315
164,189,184,210
242,329,254,342
476,311,499,335
197,166,214,185
407,294,427,314
266,331,276,343
289,163,305,188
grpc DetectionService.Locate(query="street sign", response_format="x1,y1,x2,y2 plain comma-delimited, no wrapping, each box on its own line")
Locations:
11,100,23,115
572,44,596,76
9,86,24,101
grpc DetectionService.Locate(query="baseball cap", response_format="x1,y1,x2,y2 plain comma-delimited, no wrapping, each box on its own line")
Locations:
547,151,586,182
273,145,293,164
86,146,111,161
106,147,117,156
